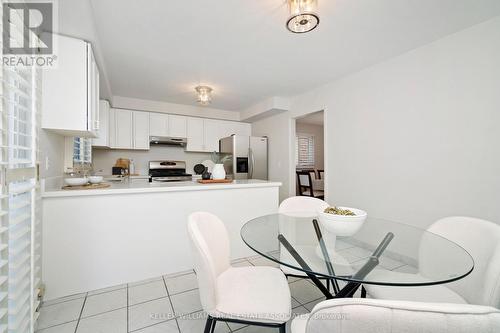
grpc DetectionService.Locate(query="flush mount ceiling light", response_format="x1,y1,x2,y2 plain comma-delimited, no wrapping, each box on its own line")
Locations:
286,0,319,33
195,85,213,106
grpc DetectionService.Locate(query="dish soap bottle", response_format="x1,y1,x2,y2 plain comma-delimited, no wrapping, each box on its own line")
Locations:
129,159,135,176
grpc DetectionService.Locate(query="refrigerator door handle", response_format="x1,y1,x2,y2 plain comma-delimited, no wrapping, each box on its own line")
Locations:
248,148,254,179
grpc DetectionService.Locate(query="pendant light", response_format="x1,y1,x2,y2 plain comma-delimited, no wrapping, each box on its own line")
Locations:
286,0,320,33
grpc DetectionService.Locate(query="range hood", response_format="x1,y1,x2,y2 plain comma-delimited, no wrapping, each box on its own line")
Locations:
149,136,187,147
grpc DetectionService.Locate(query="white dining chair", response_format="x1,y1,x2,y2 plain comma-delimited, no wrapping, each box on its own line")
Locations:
365,216,500,307
188,212,291,333
278,197,351,293
291,298,500,333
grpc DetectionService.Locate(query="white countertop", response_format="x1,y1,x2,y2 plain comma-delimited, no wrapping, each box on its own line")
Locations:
42,178,282,198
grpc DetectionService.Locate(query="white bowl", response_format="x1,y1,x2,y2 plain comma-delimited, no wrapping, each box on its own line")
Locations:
317,207,367,237
64,177,88,186
88,176,104,184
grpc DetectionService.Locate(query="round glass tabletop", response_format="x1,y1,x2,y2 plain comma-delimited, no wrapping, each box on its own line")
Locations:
241,213,474,287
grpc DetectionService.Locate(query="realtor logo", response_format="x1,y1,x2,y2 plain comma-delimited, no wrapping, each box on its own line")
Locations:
2,1,53,55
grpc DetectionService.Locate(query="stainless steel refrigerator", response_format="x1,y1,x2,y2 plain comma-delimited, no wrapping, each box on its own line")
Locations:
219,135,268,180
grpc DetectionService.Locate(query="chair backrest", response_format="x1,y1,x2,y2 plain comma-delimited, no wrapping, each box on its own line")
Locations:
302,299,500,333
279,196,328,216
187,212,231,313
309,170,316,180
317,170,324,179
419,216,500,307
296,171,314,196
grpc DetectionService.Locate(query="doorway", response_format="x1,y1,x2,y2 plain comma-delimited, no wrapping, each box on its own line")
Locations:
294,111,325,199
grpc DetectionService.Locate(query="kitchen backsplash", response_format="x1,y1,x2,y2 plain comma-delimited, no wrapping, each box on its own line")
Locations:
92,146,213,175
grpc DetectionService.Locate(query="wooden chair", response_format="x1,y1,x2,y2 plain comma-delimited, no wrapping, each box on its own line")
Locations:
296,171,324,199
317,169,324,179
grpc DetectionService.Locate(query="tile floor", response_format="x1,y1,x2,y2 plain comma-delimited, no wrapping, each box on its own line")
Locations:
37,243,412,333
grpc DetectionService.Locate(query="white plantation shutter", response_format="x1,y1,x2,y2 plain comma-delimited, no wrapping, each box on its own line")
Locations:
295,133,315,168
1,2,42,332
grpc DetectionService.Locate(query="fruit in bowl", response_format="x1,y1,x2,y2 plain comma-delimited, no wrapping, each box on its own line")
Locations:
317,206,367,237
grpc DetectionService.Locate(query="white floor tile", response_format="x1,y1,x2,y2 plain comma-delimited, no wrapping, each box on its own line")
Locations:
87,284,126,297
392,264,418,273
335,239,355,251
170,289,203,316
165,273,198,295
248,256,279,268
287,306,309,332
36,321,77,333
82,288,127,318
302,297,326,311
129,276,164,287
38,298,85,330
42,293,86,307
233,324,277,332
129,280,168,306
133,319,180,333
177,311,230,333
379,256,406,270
76,308,127,333
129,297,174,332
288,279,325,305
231,260,253,268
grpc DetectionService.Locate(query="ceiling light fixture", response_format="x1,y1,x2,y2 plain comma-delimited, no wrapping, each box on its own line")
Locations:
195,85,213,106
286,0,319,33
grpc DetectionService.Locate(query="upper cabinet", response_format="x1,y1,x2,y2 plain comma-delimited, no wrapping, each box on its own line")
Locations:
42,34,99,137
92,100,110,147
109,109,149,150
185,117,251,152
149,113,187,138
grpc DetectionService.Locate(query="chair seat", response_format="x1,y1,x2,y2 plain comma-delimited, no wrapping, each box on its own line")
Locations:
302,190,324,197
290,314,308,333
213,266,291,324
364,270,467,304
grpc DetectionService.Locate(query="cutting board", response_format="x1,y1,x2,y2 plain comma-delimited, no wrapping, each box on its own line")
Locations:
62,183,111,190
197,179,233,184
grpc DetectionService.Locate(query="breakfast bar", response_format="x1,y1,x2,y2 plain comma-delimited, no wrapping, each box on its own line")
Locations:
41,179,281,300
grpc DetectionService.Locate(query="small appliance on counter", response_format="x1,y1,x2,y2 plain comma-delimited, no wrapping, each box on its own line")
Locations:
148,160,192,182
113,158,130,175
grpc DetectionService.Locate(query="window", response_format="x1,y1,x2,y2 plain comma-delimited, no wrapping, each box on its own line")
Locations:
73,137,92,164
296,133,315,168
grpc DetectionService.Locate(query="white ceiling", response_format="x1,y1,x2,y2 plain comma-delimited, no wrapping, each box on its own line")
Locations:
86,0,500,111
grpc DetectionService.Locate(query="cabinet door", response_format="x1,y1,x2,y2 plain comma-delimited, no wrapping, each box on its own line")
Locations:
114,110,133,149
186,117,205,152
149,113,169,136
87,43,99,136
168,115,187,138
92,100,109,147
133,112,150,150
203,119,221,153
42,35,89,135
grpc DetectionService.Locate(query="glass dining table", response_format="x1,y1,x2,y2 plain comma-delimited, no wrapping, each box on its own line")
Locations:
241,213,474,299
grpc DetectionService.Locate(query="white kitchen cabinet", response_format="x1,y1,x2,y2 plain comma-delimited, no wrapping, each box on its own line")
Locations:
110,109,150,150
133,111,150,149
168,115,187,138
186,117,205,152
185,118,252,152
92,100,110,147
114,110,133,149
42,34,99,137
203,119,222,152
149,113,169,137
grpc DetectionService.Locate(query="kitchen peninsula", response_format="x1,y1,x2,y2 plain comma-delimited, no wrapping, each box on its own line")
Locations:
42,179,281,300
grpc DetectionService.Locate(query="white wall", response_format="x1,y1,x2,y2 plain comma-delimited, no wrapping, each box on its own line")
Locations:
256,16,500,227
296,122,324,170
39,129,65,179
92,146,212,176
251,112,293,202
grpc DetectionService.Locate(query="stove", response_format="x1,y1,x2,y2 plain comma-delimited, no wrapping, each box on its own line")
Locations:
148,160,192,182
